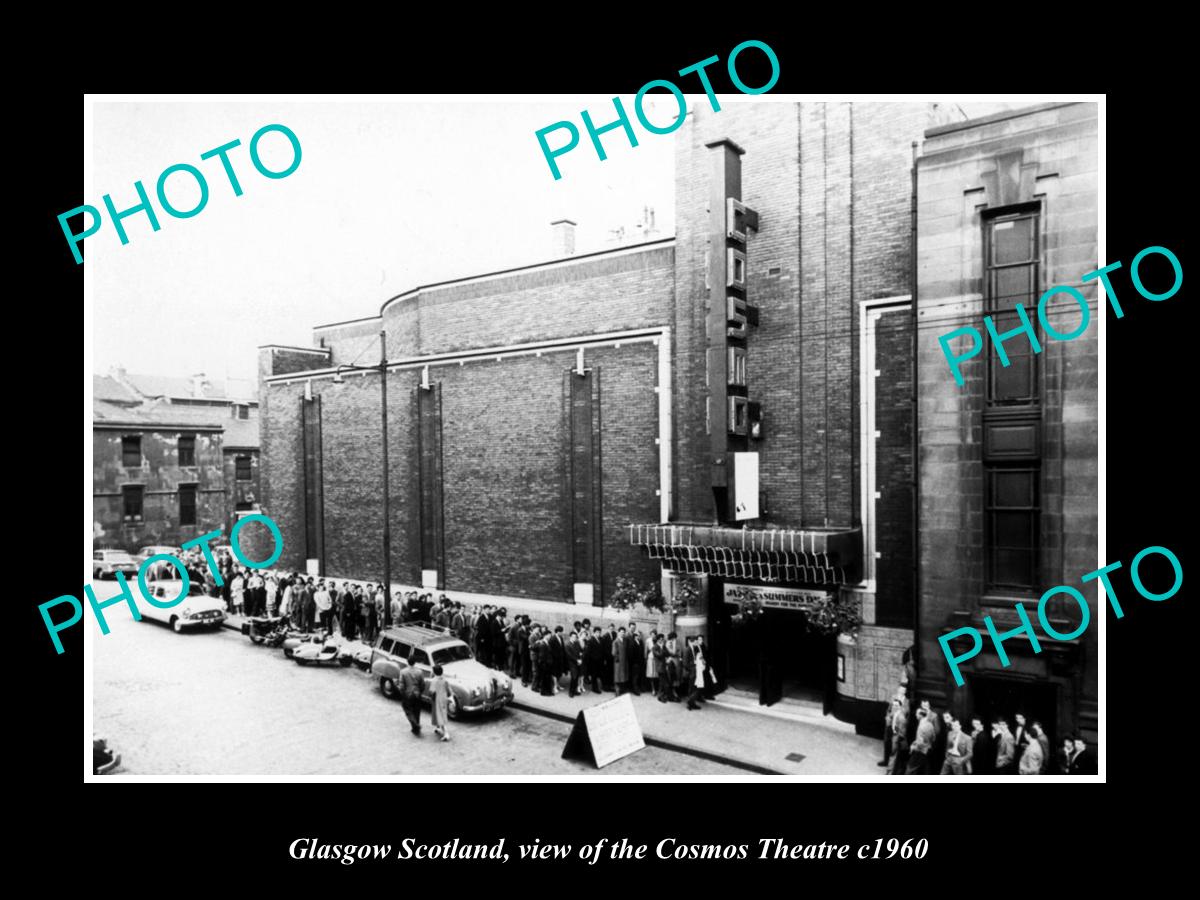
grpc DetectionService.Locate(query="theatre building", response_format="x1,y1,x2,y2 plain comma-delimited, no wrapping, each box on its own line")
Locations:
913,103,1099,745
257,101,1097,736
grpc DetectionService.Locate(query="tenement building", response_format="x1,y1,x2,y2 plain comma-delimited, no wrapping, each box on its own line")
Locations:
93,371,262,550
257,101,1097,739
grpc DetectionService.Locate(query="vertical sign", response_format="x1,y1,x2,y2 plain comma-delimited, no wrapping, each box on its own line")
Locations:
705,140,759,523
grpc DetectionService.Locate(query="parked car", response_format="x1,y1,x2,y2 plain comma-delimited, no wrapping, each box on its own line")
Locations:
139,579,226,633
93,734,121,775
93,549,138,580
369,623,513,719
135,544,182,564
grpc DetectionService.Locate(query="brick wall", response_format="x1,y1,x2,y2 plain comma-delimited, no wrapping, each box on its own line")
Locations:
672,102,931,530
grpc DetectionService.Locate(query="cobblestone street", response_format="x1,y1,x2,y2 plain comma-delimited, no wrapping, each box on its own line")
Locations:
92,614,746,776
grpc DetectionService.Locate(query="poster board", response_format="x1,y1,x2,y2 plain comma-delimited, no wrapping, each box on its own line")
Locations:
560,694,646,768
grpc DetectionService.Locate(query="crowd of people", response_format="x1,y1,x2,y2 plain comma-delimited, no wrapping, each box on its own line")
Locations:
193,568,723,712
466,608,720,711
881,654,1097,776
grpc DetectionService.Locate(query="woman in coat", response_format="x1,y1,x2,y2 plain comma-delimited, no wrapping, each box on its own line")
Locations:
649,634,665,698
430,665,451,741
612,627,630,693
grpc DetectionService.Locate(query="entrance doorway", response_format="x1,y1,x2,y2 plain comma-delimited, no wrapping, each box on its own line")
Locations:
720,604,835,709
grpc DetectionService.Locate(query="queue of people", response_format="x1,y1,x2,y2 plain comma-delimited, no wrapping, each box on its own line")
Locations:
881,669,1097,776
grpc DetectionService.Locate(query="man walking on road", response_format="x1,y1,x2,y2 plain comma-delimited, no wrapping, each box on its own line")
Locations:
399,658,427,736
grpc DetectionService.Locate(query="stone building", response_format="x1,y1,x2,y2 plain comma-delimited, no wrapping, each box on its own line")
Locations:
913,103,1099,745
92,371,262,549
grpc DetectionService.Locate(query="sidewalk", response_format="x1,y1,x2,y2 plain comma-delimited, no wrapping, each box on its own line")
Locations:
221,614,883,777
508,681,881,777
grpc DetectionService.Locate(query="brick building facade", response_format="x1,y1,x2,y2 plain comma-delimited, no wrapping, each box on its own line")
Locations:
256,101,1097,737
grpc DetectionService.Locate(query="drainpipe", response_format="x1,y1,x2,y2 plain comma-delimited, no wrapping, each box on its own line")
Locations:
910,140,921,684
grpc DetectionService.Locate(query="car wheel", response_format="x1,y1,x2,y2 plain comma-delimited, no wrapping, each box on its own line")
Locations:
338,655,353,667
171,617,183,633
380,677,397,699
250,634,265,645
447,693,460,720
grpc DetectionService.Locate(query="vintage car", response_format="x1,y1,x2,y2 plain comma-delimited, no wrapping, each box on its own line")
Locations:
369,623,513,719
292,638,354,667
140,580,226,632
135,544,182,565
93,549,138,580
93,734,121,775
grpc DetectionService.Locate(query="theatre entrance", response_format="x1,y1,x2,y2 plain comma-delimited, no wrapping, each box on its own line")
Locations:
967,675,1060,752
712,594,836,711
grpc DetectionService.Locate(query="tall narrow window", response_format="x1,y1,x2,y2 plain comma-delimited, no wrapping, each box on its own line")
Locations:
122,435,141,468
178,434,195,467
985,212,1039,404
983,206,1041,593
179,483,197,526
236,455,252,481
122,485,144,522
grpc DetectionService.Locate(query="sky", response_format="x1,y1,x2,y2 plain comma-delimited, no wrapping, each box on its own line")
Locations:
88,98,1020,384
89,99,678,382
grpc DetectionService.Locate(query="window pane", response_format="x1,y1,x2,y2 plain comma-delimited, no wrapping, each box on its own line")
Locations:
992,217,1034,264
992,548,1034,588
991,265,1034,311
992,470,1035,507
993,510,1033,549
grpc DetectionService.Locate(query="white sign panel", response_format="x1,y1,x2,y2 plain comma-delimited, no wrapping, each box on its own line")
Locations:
305,558,320,577
733,451,759,520
724,582,831,611
581,694,646,768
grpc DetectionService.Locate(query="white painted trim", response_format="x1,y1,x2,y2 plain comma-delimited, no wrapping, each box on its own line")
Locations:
856,295,912,596
259,344,332,354
265,327,666,384
657,330,673,523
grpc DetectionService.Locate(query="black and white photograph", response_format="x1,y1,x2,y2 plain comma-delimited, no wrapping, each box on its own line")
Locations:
78,92,1109,781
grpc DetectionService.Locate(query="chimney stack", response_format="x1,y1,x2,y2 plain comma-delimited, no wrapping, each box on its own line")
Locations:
551,219,577,258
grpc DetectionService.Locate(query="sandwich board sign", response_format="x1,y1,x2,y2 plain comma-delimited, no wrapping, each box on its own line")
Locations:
561,693,646,768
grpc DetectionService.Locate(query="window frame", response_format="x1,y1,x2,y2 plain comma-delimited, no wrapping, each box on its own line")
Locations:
122,484,145,523
178,434,196,467
235,454,253,482
121,435,142,468
179,483,198,527
983,207,1041,407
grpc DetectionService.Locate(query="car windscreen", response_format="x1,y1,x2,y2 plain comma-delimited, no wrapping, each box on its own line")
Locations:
431,645,473,665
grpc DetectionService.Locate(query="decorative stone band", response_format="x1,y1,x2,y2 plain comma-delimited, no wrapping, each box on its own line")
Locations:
627,523,861,586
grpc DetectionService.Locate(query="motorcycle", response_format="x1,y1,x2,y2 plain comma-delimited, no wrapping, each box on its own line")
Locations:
243,614,286,645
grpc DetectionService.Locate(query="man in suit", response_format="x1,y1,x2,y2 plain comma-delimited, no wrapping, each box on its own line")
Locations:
586,626,605,694
506,619,521,677
905,707,936,775
565,631,583,697
1068,736,1097,775
969,716,991,775
940,716,973,775
519,617,533,686
993,719,1016,774
627,628,644,695
1057,738,1074,774
537,632,556,697
1013,712,1030,758
450,603,466,641
550,626,566,693
887,703,909,774
612,627,630,695
1018,729,1045,775
683,637,704,710
601,625,617,692
399,657,427,736
663,632,681,701
474,606,492,667
1031,722,1051,774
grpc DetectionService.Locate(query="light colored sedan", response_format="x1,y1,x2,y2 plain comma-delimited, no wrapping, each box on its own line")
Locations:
140,580,227,633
